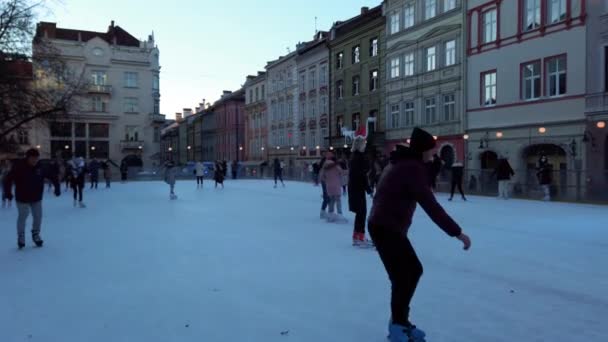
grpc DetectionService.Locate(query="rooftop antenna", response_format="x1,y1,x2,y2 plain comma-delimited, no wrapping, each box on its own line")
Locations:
315,16,318,34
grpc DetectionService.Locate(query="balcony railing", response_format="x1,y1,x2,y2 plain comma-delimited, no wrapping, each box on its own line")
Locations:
149,113,166,122
89,84,112,94
586,92,608,114
120,140,144,150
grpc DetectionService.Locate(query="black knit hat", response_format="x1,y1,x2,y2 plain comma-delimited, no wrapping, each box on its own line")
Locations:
409,127,436,153
25,148,40,158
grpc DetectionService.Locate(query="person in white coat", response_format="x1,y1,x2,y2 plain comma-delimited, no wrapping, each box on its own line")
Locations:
195,161,205,189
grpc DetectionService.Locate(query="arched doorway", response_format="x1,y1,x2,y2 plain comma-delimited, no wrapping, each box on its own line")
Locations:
479,151,498,193
439,145,455,181
523,144,567,196
122,154,143,168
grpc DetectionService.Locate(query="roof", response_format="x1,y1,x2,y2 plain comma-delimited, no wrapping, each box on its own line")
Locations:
296,31,329,55
331,5,384,40
35,21,141,47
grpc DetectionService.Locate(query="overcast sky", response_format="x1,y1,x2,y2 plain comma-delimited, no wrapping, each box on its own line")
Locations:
42,0,380,119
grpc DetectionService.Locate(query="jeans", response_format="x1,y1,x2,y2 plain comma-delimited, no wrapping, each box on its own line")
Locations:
498,180,510,199
17,201,42,237
196,176,204,185
328,195,342,215
542,184,551,201
73,181,84,202
369,224,423,326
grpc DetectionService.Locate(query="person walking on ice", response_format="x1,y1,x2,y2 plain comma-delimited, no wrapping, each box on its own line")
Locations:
348,136,373,247
195,161,205,189
70,157,87,208
368,127,471,342
3,148,61,249
164,160,179,200
273,158,285,188
321,155,347,223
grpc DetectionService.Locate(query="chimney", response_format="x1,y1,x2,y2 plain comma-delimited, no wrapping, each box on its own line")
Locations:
111,20,115,28
361,7,369,14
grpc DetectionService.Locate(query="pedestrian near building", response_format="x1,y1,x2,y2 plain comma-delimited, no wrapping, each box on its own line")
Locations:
89,157,100,189
368,128,471,342
3,148,61,249
448,161,467,201
349,137,373,246
537,155,552,201
70,157,87,208
195,161,205,188
231,160,238,180
101,159,117,188
273,158,285,188
321,156,347,223
494,157,515,199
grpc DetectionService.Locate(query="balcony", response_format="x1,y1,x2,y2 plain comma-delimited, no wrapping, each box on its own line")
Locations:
89,84,112,94
586,93,608,115
120,140,144,151
149,113,166,123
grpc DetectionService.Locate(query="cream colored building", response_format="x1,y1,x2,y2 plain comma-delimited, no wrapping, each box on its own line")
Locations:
31,21,164,168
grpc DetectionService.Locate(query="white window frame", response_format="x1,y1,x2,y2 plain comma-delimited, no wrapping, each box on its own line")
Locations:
404,102,415,127
371,38,379,57
309,68,316,90
548,0,567,24
522,61,541,100
353,45,361,64
91,71,107,86
153,75,159,90
300,101,307,120
404,4,415,29
390,104,400,129
390,57,400,78
370,70,379,91
321,96,328,114
124,72,138,88
320,64,327,85
425,0,437,20
445,40,456,66
92,96,106,112
483,72,497,106
426,46,436,71
310,99,316,118
337,81,344,99
391,13,400,34
443,94,456,121
546,56,567,97
404,53,415,76
483,9,497,43
524,0,541,31
425,97,437,124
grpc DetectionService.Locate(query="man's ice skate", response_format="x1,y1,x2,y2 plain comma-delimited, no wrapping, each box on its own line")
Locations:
78,202,87,208
320,210,328,219
326,213,337,223
388,322,426,342
17,235,25,249
353,233,375,248
32,233,44,247
170,193,178,200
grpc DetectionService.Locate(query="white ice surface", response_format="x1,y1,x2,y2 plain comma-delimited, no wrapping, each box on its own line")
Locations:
1,180,607,342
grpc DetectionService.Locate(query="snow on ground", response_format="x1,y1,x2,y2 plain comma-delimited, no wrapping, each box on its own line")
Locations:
1,180,607,342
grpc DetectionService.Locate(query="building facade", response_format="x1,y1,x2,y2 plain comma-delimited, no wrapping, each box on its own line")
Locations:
34,21,163,168
584,1,608,199
383,0,466,166
244,72,267,162
265,51,298,166
466,0,587,198
200,109,217,162
213,89,245,162
329,6,386,155
295,31,330,166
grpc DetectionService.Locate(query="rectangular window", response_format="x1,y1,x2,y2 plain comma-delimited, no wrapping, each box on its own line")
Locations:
482,71,497,106
91,71,107,85
404,53,414,76
336,52,344,69
336,80,344,99
391,57,400,78
483,9,497,43
124,97,139,113
352,76,360,96
522,61,541,100
320,64,327,85
443,94,456,121
300,101,306,120
444,0,456,11
249,90,253,104
546,55,567,97
300,132,306,148
370,38,379,57
91,96,107,112
124,72,138,88
425,98,437,124
125,126,140,141
426,46,436,71
548,0,567,24
391,13,400,34
310,99,316,118
299,72,306,92
18,129,29,145
524,0,541,31
352,113,361,131
352,45,361,64
404,102,415,127
370,70,379,91
309,69,316,89
404,4,415,28
445,40,456,66
321,96,328,114
390,104,400,129
426,0,437,19
337,115,344,137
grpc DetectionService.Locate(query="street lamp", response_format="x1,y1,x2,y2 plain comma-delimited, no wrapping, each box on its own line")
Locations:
187,145,192,150
239,146,243,151
316,145,320,150
261,147,265,151
302,146,307,150
168,147,173,152
290,147,294,151
329,146,334,151
36,145,41,149
598,121,606,129
64,145,69,150
538,127,546,134
463,134,469,140
91,146,96,151
343,144,348,148
433,135,438,140
496,132,503,138
138,146,143,150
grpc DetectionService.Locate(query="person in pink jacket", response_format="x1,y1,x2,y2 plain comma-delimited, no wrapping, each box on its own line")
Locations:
321,156,347,223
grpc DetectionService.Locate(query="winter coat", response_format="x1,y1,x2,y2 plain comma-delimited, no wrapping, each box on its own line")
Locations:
89,160,100,178
70,158,87,185
451,163,464,183
3,159,59,203
164,163,178,185
195,162,205,177
495,159,515,181
348,152,371,213
537,164,553,185
321,160,343,197
214,164,225,183
368,146,462,237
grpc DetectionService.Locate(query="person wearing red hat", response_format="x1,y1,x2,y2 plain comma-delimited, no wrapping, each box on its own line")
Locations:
368,127,472,342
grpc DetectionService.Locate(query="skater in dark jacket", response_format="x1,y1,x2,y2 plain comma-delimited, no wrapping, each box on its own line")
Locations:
120,161,128,182
348,137,373,247
448,161,467,201
273,158,285,188
89,158,100,189
318,153,331,219
3,149,60,248
368,127,471,342
214,161,225,189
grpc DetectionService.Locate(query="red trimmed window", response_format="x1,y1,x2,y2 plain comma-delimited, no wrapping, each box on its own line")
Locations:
481,70,497,106
523,0,542,31
547,0,567,24
482,8,498,43
545,55,567,97
521,60,541,100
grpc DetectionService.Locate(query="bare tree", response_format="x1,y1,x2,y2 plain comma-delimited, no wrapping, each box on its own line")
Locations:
0,0,85,153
